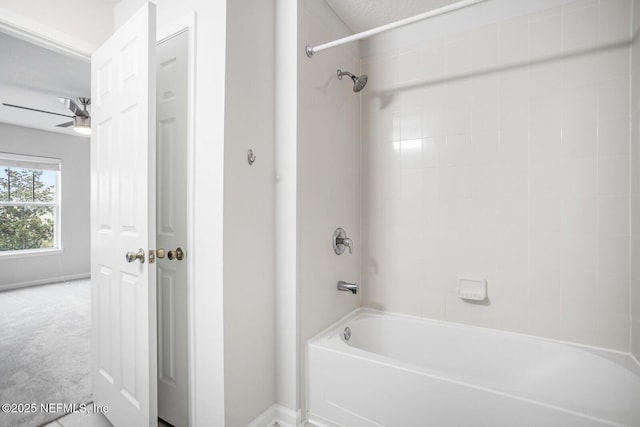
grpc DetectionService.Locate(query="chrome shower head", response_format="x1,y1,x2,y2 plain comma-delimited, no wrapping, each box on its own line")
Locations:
337,69,368,93
353,74,368,92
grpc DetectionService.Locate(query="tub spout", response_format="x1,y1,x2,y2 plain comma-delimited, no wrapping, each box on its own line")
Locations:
337,280,358,295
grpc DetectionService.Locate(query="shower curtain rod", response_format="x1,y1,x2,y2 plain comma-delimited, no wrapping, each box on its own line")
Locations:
305,0,489,58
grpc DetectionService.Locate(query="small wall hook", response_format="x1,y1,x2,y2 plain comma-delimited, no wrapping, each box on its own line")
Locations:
247,149,256,165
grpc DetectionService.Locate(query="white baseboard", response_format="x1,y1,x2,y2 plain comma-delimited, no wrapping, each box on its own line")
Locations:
246,404,301,427
306,413,343,427
277,405,301,427
0,273,90,292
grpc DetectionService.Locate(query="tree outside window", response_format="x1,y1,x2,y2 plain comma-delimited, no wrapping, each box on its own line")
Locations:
0,154,61,253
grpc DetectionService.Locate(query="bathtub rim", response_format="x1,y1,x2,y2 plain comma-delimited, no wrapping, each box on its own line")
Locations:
307,307,640,371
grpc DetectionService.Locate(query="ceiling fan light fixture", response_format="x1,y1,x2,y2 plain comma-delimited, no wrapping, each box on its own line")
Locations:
73,116,91,136
3,96,92,135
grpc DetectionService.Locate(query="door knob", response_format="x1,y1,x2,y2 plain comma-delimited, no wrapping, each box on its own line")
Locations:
126,248,145,263
167,247,184,261
156,248,166,259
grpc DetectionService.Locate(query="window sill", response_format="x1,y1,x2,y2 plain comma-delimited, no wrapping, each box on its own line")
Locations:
0,248,64,260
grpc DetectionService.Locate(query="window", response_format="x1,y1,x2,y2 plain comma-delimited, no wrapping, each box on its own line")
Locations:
0,153,61,253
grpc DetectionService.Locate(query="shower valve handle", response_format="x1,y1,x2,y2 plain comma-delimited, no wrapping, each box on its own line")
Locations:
336,237,353,254
333,228,353,255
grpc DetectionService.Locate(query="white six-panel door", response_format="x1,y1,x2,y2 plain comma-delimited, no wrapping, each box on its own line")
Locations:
90,3,157,426
156,30,189,427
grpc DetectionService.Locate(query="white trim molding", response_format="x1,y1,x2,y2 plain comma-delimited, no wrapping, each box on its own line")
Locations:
0,248,64,260
247,404,301,427
0,7,93,61
0,272,90,292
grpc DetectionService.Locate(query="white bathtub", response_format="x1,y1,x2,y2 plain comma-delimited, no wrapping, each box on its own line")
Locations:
306,309,640,427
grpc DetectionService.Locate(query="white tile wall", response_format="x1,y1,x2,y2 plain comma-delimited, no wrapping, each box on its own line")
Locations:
361,0,633,351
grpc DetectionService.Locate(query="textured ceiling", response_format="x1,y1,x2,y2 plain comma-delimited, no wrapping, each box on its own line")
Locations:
323,0,465,33
0,32,90,136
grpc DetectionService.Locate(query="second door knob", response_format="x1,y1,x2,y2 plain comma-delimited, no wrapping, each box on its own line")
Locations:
156,247,184,261
168,247,184,261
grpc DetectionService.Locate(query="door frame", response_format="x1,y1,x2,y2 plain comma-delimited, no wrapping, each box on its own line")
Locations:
0,11,198,427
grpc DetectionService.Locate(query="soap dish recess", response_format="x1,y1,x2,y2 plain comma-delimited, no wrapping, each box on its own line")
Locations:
457,276,487,301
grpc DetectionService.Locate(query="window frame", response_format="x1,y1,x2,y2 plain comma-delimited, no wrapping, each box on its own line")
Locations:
0,152,62,256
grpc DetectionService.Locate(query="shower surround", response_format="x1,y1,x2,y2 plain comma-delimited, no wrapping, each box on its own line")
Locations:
360,0,636,352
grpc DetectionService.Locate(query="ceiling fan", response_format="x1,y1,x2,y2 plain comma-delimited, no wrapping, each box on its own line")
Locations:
2,97,91,136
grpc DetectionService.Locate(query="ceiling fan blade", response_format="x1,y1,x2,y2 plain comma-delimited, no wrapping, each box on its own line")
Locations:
58,97,88,118
2,102,74,118
56,121,75,128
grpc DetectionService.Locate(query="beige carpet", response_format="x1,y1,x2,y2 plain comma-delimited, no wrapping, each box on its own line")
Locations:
0,279,91,427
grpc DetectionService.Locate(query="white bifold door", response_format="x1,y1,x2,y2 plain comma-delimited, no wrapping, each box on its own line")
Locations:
90,3,158,427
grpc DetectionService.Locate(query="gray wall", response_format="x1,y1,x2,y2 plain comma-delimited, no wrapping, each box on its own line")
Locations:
631,0,640,360
223,0,276,425
0,123,90,289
